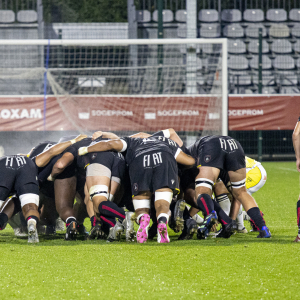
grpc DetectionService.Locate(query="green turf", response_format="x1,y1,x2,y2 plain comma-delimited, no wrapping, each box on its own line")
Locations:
0,161,299,299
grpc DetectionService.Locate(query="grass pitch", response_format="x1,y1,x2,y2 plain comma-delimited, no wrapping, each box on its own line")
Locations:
0,161,299,300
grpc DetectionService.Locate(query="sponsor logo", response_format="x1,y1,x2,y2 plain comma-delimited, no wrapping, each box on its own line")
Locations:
228,109,264,116
91,153,97,160
78,112,90,119
157,110,199,116
0,109,42,119
133,183,138,192
204,155,211,163
91,110,133,117
171,179,175,184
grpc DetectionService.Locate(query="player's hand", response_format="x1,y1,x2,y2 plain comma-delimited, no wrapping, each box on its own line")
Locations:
297,158,300,172
92,131,103,140
74,134,88,143
78,147,88,156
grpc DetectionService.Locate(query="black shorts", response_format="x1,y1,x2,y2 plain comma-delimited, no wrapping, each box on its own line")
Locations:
180,165,199,191
129,151,179,196
0,156,39,197
88,151,125,181
199,136,245,171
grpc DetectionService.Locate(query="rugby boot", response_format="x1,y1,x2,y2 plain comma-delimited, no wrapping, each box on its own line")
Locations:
13,227,27,237
173,199,186,233
27,219,39,243
55,217,65,231
45,225,56,235
77,224,89,239
178,218,198,240
136,214,150,243
107,220,124,243
237,227,248,234
257,226,271,238
65,220,78,240
216,221,237,239
197,210,218,240
157,222,170,243
122,211,136,242
294,234,300,242
88,221,103,240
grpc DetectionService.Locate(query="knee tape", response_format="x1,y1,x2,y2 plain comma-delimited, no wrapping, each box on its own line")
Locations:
231,179,246,189
154,191,172,203
89,185,108,201
195,178,214,190
132,199,150,210
19,193,39,207
86,164,111,178
108,194,114,202
111,176,121,184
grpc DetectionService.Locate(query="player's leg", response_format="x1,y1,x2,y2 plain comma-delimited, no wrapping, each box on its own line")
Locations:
18,183,40,243
133,191,151,243
154,187,172,243
54,176,79,240
0,191,20,231
294,194,300,242
228,168,271,238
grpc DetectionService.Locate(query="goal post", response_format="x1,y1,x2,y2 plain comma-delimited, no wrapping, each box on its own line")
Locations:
0,38,228,144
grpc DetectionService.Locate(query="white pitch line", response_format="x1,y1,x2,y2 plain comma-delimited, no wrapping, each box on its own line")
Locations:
277,167,298,173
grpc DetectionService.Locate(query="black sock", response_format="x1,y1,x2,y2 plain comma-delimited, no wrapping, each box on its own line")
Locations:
0,212,8,230
65,217,76,227
98,201,125,221
213,200,232,226
158,216,167,224
196,194,214,216
100,215,116,234
90,216,97,227
247,207,266,230
26,215,39,224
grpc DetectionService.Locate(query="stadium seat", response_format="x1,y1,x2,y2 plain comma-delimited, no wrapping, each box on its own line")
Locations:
0,10,15,23
198,9,219,23
266,9,287,22
245,24,267,38
243,9,264,22
276,71,298,86
248,39,269,54
228,39,246,54
230,73,252,85
250,55,272,70
293,40,300,53
17,10,37,23
269,24,290,38
280,86,300,93
262,86,277,94
136,10,151,23
291,24,300,38
175,10,187,22
273,55,295,69
199,23,221,38
152,10,173,22
289,9,300,21
252,71,275,85
223,24,244,38
177,24,186,38
221,9,242,22
201,43,222,55
228,55,248,70
271,39,292,54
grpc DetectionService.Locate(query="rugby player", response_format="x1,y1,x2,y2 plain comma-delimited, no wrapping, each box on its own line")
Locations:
292,116,300,242
188,135,271,239
78,130,195,243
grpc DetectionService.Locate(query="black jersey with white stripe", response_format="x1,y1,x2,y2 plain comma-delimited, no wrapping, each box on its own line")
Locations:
29,141,57,159
120,136,181,166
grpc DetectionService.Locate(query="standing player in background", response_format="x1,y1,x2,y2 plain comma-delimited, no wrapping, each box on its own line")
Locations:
292,116,300,242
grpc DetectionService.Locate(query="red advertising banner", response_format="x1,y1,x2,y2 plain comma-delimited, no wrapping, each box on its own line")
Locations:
0,95,298,131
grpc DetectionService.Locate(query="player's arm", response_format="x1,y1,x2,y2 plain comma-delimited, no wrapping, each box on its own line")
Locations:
292,118,300,172
130,132,151,138
175,150,195,167
78,139,124,156
35,134,87,168
92,131,119,140
47,152,75,181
